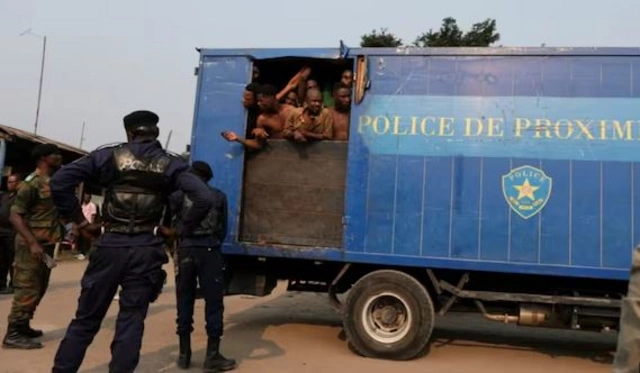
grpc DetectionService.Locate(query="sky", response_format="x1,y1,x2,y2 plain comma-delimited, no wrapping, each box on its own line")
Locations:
2,0,640,153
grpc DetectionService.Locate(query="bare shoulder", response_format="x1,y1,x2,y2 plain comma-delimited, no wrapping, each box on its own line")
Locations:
280,104,299,119
256,114,268,125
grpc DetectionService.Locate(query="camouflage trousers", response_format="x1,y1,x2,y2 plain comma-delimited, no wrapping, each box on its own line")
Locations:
613,247,640,373
7,241,55,324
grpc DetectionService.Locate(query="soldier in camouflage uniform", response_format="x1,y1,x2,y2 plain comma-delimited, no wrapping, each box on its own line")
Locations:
2,144,62,350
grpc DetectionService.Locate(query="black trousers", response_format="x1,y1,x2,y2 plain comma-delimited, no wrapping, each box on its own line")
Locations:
175,246,225,339
76,234,92,256
0,233,15,289
52,245,168,373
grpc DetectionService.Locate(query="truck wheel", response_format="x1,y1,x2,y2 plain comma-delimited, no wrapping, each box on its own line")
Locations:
343,270,435,360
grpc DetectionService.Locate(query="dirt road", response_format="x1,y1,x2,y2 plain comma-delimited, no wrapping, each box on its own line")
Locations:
0,260,616,373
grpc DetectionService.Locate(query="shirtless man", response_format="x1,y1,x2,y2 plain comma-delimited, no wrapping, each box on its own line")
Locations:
222,83,262,149
224,84,294,149
298,70,351,107
242,83,261,134
283,88,334,143
340,69,354,88
329,83,352,141
254,84,295,139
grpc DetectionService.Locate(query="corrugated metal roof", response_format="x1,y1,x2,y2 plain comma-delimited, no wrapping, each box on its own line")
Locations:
0,124,88,155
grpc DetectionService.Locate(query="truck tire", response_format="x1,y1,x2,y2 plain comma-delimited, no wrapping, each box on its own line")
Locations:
343,270,435,360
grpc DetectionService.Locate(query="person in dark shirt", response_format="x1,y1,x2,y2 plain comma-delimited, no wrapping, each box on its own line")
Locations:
49,110,213,373
0,174,21,294
169,161,235,371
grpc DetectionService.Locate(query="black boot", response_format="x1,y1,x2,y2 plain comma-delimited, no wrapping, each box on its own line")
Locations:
177,334,191,369
203,338,236,372
2,323,43,349
22,321,43,338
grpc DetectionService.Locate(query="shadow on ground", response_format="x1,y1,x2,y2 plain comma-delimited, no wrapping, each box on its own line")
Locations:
80,290,617,372
430,316,616,365
40,303,177,345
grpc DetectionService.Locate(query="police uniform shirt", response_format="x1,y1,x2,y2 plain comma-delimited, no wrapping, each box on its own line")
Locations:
50,139,213,248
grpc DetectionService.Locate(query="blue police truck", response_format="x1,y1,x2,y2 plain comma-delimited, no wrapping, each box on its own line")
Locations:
189,44,634,360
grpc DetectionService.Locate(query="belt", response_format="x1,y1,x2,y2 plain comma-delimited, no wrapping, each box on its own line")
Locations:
101,225,160,235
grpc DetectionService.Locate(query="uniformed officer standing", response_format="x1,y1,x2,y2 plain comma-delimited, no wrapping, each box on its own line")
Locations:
169,161,236,371
49,110,213,373
2,144,63,349
612,246,640,372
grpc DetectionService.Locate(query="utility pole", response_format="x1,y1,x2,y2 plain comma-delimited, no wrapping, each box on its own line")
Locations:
35,35,46,135
79,121,86,149
165,130,173,150
20,29,47,135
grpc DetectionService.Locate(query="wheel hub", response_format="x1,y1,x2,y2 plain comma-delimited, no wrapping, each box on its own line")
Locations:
362,293,412,344
375,305,404,326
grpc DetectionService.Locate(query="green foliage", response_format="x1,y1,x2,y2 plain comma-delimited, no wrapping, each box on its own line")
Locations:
360,28,403,48
361,18,500,48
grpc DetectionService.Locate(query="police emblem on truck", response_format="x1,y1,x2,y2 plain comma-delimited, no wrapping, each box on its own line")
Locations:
502,165,552,219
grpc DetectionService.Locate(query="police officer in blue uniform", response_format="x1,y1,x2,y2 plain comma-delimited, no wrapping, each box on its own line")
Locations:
49,110,214,373
170,161,235,371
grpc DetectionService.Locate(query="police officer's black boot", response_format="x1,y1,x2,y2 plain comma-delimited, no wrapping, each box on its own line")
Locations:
203,338,236,372
177,334,191,369
22,321,44,338
2,322,43,349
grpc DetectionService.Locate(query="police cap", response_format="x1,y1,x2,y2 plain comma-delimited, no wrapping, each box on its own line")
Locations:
191,161,213,182
123,110,159,129
31,143,60,160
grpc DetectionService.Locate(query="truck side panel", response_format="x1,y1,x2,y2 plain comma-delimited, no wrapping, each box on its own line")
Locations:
191,54,251,243
192,49,640,281
345,54,640,280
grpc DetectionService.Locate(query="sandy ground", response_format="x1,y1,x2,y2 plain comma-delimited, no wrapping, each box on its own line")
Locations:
0,259,618,373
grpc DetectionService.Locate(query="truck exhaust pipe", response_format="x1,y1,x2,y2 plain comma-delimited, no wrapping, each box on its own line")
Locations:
474,301,550,326
474,300,518,323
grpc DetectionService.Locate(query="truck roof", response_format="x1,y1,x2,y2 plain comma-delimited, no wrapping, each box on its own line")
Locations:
197,46,640,59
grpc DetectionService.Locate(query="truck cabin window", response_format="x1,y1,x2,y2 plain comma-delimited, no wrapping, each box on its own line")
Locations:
222,58,354,150
234,57,354,249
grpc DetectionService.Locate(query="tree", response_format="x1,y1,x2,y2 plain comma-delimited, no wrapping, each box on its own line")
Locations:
360,28,403,48
413,17,500,47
